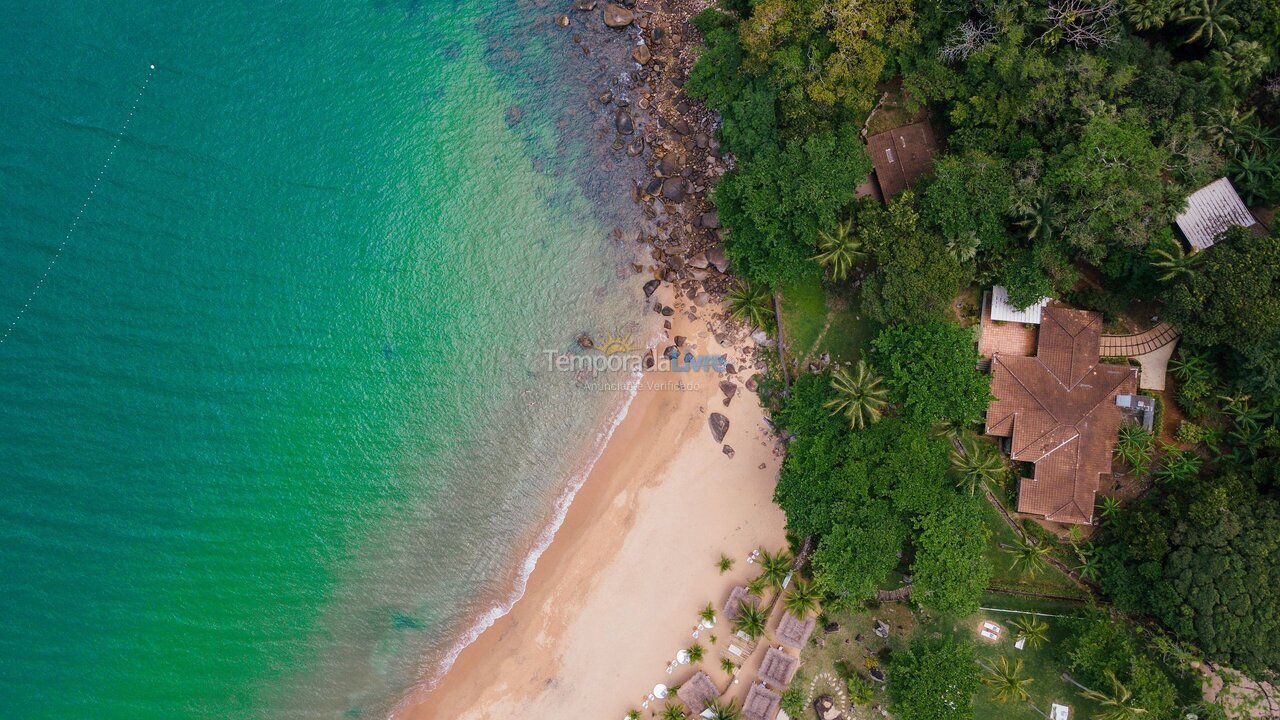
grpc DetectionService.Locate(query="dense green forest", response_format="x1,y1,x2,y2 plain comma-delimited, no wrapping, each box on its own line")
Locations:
689,0,1280,717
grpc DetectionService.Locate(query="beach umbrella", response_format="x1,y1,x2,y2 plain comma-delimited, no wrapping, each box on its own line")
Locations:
676,649,690,664
654,684,668,699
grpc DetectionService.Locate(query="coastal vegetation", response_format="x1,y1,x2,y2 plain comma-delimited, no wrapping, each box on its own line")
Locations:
685,0,1280,715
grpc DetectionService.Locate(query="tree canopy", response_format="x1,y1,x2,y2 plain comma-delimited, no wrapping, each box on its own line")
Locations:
911,494,993,615
889,636,980,720
872,321,991,426
860,194,969,325
811,503,908,607
1100,474,1280,675
1164,225,1280,399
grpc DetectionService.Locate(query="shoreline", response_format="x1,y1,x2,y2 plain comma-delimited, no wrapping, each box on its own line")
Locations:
395,2,758,715
396,282,786,719
402,362,649,699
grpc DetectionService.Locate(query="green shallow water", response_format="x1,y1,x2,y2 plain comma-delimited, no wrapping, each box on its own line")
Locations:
0,2,650,718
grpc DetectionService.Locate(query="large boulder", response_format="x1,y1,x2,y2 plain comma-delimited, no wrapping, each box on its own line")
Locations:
709,413,730,443
603,4,634,27
642,278,660,297
699,210,720,230
615,109,634,135
706,245,728,273
661,177,685,202
657,153,682,178
633,44,651,64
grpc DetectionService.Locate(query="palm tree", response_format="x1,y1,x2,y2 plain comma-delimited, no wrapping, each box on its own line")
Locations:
1169,351,1211,385
1080,670,1149,720
1076,552,1101,582
1229,150,1280,205
720,657,738,676
1011,617,1049,649
626,710,641,720
747,574,769,597
726,280,773,331
661,702,689,720
1149,236,1202,283
1115,424,1155,473
733,601,768,641
1220,394,1271,426
1155,449,1202,484
717,554,734,574
758,548,793,592
784,579,821,617
824,361,889,429
1012,196,1056,244
699,603,717,626
1004,537,1053,578
1099,495,1122,522
704,699,741,720
687,643,705,663
1178,0,1238,46
983,656,1034,703
951,435,1005,495
812,219,865,281
945,231,980,262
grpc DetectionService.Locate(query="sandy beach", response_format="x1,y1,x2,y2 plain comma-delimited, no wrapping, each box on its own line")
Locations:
399,287,788,719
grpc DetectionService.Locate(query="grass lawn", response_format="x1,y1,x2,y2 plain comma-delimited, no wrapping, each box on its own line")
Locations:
777,275,879,369
981,500,1089,600
921,604,1105,720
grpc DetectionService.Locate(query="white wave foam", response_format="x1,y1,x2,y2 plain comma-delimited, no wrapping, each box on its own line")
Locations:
389,351,654,718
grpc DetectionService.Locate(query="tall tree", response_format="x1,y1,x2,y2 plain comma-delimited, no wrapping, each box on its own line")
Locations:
812,219,865,281
950,435,1005,495
873,321,991,426
912,495,993,615
825,361,889,429
983,656,1033,703
733,602,768,641
1079,670,1149,720
889,636,980,720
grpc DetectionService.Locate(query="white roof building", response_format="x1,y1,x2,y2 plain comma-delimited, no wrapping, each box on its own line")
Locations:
1174,177,1258,251
990,286,1051,325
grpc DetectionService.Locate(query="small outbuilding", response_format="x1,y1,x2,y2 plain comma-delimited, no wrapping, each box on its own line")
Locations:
742,682,782,720
758,647,799,689
775,611,816,650
1174,177,1259,250
675,670,721,715
866,121,939,200
723,585,759,621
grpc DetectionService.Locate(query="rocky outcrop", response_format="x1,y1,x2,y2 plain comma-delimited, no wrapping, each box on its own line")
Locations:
603,4,633,27
615,109,634,135
709,412,729,443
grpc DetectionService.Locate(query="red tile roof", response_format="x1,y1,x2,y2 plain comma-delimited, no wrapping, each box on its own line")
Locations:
985,306,1138,525
866,121,939,200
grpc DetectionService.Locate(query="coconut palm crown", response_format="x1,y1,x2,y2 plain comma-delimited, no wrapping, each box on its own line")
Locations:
825,361,889,429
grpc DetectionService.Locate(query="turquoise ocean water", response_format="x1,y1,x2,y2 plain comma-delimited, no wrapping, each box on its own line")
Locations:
0,2,650,717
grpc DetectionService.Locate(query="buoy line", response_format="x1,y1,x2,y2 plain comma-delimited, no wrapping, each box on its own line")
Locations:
1,63,156,345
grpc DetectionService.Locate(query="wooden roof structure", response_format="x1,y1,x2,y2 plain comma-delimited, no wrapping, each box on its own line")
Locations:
742,682,782,720
866,121,939,200
676,671,721,714
775,611,816,650
722,585,759,621
985,306,1138,525
758,647,799,689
